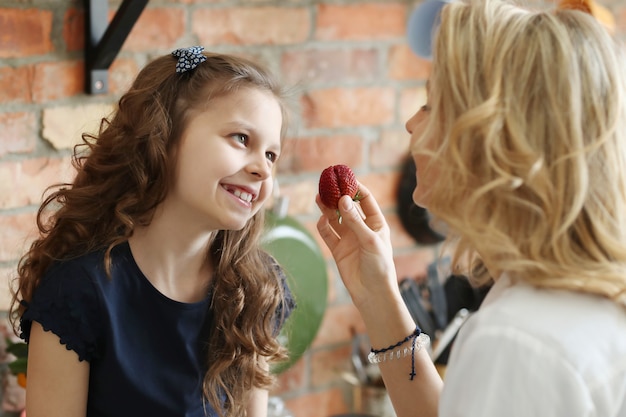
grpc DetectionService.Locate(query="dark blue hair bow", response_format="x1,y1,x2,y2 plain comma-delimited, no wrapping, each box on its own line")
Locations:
171,46,207,74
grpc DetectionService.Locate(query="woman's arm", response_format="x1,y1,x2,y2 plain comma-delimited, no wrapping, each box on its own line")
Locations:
316,186,443,417
25,321,89,417
357,291,442,417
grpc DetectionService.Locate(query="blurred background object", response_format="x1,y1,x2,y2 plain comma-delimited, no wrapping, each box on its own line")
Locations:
263,195,328,375
396,155,446,245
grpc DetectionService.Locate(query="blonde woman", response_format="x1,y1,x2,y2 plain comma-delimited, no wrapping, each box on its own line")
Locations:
316,1,626,416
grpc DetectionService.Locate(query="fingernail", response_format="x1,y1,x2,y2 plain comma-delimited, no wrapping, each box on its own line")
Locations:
340,196,354,211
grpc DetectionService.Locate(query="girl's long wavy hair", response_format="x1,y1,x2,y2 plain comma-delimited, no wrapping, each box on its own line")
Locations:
10,51,291,416
416,0,626,306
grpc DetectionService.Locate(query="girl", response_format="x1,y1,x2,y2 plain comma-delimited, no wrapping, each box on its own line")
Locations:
316,1,626,416
11,47,295,417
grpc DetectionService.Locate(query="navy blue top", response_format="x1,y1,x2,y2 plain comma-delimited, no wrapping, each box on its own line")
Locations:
20,242,294,417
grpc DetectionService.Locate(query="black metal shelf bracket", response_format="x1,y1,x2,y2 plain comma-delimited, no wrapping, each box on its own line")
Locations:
85,0,148,95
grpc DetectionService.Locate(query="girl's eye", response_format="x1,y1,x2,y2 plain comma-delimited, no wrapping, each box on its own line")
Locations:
232,133,248,145
420,104,431,112
266,151,278,163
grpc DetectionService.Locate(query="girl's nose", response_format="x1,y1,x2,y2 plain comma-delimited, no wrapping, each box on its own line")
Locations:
247,154,272,179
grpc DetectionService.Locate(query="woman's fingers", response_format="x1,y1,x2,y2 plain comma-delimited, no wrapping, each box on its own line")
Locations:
316,211,340,251
336,195,369,236
315,194,341,223
315,182,388,240
351,183,387,232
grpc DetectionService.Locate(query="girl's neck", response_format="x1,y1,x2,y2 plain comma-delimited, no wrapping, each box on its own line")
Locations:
127,212,215,304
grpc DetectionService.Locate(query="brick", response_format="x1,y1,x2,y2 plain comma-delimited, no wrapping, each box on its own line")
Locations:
369,129,411,169
42,103,114,150
284,387,350,417
310,344,352,387
281,48,379,85
393,248,437,282
276,180,319,216
312,303,366,348
400,86,428,126
0,8,54,58
192,7,310,45
0,66,34,104
315,3,406,41
109,57,140,95
0,265,16,312
272,355,307,395
0,212,38,263
176,0,220,3
32,60,84,102
278,135,364,174
63,8,84,52
0,112,37,156
0,157,75,210
388,44,432,81
360,171,401,211
123,7,185,51
387,212,423,250
302,87,395,128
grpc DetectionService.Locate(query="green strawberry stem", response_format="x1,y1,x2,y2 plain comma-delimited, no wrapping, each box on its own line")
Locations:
336,192,362,224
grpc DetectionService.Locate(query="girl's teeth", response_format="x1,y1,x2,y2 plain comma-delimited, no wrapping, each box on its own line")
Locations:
233,189,253,202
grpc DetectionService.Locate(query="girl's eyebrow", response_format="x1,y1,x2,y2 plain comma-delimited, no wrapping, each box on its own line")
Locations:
222,120,265,139
223,120,255,132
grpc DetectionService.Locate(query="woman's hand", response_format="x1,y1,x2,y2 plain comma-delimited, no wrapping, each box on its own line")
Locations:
317,183,443,417
316,183,399,311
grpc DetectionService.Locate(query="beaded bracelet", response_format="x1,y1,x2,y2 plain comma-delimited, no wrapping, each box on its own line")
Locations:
367,327,430,380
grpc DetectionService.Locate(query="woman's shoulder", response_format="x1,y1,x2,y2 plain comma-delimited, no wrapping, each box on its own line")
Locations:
454,278,626,390
475,277,626,341
443,281,626,416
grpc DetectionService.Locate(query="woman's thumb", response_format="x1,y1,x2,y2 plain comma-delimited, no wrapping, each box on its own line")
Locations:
338,195,363,226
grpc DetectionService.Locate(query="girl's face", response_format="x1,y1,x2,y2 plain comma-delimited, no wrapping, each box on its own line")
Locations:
405,88,438,209
167,87,283,232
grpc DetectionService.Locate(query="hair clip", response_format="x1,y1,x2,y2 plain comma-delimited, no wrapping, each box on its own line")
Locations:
171,46,208,74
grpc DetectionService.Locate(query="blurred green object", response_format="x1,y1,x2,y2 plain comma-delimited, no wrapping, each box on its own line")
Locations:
5,339,28,375
262,210,328,374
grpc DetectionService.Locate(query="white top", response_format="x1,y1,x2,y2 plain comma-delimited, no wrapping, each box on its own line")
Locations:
439,275,626,417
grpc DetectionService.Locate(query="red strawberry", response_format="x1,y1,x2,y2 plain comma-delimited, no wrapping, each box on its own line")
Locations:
318,164,361,210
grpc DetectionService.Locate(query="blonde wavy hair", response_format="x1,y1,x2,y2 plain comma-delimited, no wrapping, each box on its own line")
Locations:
415,0,626,306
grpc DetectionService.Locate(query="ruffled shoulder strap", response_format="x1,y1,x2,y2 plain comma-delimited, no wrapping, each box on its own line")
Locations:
20,257,105,362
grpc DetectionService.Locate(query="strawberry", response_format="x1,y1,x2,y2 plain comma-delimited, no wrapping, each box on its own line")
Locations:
318,164,361,210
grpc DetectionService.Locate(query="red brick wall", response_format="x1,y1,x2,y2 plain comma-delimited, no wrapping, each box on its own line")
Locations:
1,1,625,416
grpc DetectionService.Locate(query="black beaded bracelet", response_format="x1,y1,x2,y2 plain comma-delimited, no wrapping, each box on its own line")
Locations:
368,326,426,381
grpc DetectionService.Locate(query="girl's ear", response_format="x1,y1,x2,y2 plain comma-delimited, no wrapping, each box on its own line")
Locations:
557,0,616,33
